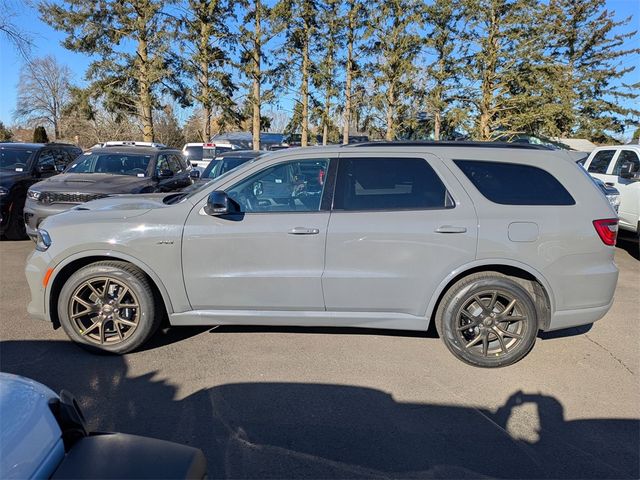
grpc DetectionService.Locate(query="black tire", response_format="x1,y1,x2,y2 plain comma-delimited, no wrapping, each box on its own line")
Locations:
57,261,163,354
4,195,28,240
435,272,538,368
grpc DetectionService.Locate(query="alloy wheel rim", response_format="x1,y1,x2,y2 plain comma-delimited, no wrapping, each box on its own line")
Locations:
68,277,140,345
454,289,527,359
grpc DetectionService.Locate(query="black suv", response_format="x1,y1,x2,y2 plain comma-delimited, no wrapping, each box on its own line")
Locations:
0,142,82,240
24,143,192,238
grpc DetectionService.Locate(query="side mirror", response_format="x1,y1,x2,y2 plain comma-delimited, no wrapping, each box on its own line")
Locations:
205,191,232,216
157,169,174,179
619,161,636,179
190,169,201,179
37,164,56,174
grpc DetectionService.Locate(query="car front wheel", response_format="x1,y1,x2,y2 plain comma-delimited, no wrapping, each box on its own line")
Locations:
436,272,539,367
58,261,162,353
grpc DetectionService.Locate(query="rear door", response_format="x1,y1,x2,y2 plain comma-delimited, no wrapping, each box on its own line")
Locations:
322,153,478,317
607,150,640,231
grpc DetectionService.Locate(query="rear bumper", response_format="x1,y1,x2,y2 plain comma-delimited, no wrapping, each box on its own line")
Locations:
544,298,614,332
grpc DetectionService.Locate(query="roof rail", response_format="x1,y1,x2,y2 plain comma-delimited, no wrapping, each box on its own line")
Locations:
342,141,555,150
100,141,167,148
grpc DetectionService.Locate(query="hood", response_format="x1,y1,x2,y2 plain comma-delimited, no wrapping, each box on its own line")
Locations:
35,173,152,194
71,193,172,214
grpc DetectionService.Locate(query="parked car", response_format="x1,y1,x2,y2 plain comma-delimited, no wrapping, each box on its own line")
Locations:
26,142,618,367
0,142,82,240
183,142,240,173
582,145,640,238
0,373,206,479
23,143,192,239
196,150,264,182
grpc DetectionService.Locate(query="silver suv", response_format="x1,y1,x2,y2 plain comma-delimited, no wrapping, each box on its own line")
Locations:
25,142,619,367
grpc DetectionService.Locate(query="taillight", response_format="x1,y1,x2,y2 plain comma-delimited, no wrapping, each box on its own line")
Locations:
593,218,618,246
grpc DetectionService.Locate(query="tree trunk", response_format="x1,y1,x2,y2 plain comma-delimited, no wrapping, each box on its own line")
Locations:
343,42,353,144
200,21,211,141
137,36,154,142
301,34,309,147
252,0,262,151
385,84,395,141
433,111,441,141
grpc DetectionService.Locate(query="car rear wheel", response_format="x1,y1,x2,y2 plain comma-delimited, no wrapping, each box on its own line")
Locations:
58,261,163,354
436,272,538,367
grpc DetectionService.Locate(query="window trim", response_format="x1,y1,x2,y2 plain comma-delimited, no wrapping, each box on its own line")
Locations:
330,156,456,213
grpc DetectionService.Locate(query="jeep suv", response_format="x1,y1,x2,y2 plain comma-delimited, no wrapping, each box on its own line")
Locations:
25,142,619,367
0,142,82,240
24,143,192,239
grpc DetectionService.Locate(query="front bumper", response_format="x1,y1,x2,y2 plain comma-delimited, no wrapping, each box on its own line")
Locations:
24,199,77,239
25,249,51,322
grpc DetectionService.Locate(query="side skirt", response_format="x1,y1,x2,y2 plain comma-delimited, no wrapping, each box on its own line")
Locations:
169,309,429,331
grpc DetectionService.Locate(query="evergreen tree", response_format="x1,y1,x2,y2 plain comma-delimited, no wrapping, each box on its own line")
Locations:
364,0,424,140
0,121,13,141
341,0,365,144
547,0,640,142
460,0,541,140
172,0,236,142
238,0,276,150
272,0,321,147
313,0,342,145
41,0,175,141
33,126,49,143
423,0,464,140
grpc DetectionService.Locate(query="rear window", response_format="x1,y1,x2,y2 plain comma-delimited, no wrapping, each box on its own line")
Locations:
334,157,453,211
184,146,203,160
454,160,575,206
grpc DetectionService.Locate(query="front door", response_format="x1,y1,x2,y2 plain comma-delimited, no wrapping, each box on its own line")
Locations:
182,157,332,311
322,154,478,317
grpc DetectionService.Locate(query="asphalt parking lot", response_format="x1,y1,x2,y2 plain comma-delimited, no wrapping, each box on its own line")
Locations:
1,238,638,479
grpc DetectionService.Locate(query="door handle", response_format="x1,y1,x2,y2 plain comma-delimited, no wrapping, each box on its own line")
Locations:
288,227,320,235
435,225,467,234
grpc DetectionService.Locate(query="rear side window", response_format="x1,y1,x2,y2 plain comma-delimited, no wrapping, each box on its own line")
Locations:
588,150,616,174
613,150,640,175
333,157,453,211
454,160,575,206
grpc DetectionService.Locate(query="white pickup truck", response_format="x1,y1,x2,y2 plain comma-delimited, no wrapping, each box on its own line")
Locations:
583,145,640,238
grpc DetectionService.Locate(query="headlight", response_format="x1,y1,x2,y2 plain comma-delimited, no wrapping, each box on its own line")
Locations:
35,229,52,252
27,189,41,200
0,187,8,197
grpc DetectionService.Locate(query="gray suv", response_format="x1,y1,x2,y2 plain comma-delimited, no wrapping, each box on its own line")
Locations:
25,142,619,367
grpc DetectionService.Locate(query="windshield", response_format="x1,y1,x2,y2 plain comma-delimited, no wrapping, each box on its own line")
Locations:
66,152,152,176
0,148,34,171
202,157,256,180
184,146,203,161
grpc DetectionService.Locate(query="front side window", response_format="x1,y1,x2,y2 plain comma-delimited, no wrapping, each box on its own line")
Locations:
66,153,152,176
588,150,616,174
333,157,453,211
613,150,640,176
227,159,329,212
37,150,55,169
454,160,575,206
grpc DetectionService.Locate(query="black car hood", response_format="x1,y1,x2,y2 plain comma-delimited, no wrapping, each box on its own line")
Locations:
34,173,152,194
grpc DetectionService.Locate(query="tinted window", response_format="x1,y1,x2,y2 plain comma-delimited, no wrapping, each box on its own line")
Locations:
168,155,183,173
67,153,152,176
333,157,452,211
184,146,203,160
204,157,254,179
37,150,56,169
613,150,640,175
227,159,329,212
0,148,34,170
454,160,575,206
588,150,615,174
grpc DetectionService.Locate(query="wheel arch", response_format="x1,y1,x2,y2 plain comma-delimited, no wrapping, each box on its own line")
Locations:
47,251,174,329
426,260,554,331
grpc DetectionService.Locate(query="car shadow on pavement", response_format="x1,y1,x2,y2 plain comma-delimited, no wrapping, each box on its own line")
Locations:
1,340,638,479
616,236,639,261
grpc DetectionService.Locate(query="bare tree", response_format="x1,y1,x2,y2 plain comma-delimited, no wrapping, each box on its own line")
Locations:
14,55,72,140
1,0,32,59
